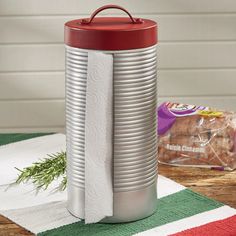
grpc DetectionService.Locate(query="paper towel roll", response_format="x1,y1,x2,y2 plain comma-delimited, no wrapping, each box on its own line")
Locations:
84,51,113,224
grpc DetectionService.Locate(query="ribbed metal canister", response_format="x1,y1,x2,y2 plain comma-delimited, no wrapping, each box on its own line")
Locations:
65,4,158,223
66,45,157,222
113,45,157,193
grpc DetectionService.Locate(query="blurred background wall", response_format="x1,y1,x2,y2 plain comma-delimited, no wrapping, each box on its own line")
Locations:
0,0,236,132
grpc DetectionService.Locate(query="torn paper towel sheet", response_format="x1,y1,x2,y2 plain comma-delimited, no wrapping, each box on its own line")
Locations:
85,51,113,224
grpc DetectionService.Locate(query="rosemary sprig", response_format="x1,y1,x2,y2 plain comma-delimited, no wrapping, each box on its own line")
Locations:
15,151,67,191
59,176,67,191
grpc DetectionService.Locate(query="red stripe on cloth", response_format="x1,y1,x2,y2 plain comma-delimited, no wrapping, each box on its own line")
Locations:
171,214,236,236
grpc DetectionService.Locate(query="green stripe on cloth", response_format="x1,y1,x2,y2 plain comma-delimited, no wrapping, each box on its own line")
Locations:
38,189,223,236
0,133,54,146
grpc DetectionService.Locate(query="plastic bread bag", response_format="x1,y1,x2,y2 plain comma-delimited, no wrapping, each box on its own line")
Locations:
158,102,236,171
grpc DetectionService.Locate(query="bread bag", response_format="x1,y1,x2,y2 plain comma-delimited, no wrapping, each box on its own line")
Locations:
158,102,236,170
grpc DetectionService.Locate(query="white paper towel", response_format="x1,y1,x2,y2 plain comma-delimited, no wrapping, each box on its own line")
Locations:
84,51,113,224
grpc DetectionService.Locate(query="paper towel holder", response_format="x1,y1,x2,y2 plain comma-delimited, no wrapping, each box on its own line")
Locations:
65,5,158,223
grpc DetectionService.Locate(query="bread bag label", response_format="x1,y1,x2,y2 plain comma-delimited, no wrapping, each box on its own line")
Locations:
158,102,222,135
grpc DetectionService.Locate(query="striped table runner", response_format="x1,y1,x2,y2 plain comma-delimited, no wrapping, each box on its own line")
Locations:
0,133,235,236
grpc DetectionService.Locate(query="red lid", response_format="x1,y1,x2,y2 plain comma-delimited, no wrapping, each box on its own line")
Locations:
65,5,157,50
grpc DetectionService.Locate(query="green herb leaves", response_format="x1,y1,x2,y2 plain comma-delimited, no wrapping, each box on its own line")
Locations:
15,151,67,191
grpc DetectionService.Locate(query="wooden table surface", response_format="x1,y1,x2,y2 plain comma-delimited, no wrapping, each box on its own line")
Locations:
1,164,236,236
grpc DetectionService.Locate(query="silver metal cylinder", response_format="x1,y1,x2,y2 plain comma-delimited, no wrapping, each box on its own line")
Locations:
66,45,157,223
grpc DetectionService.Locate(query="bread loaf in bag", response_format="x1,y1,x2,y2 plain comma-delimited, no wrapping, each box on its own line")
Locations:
158,102,236,170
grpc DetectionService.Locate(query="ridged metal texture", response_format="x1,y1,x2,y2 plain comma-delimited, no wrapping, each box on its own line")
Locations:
66,45,157,195
66,47,87,191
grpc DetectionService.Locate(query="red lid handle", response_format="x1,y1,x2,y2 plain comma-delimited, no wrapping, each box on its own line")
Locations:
81,5,143,24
